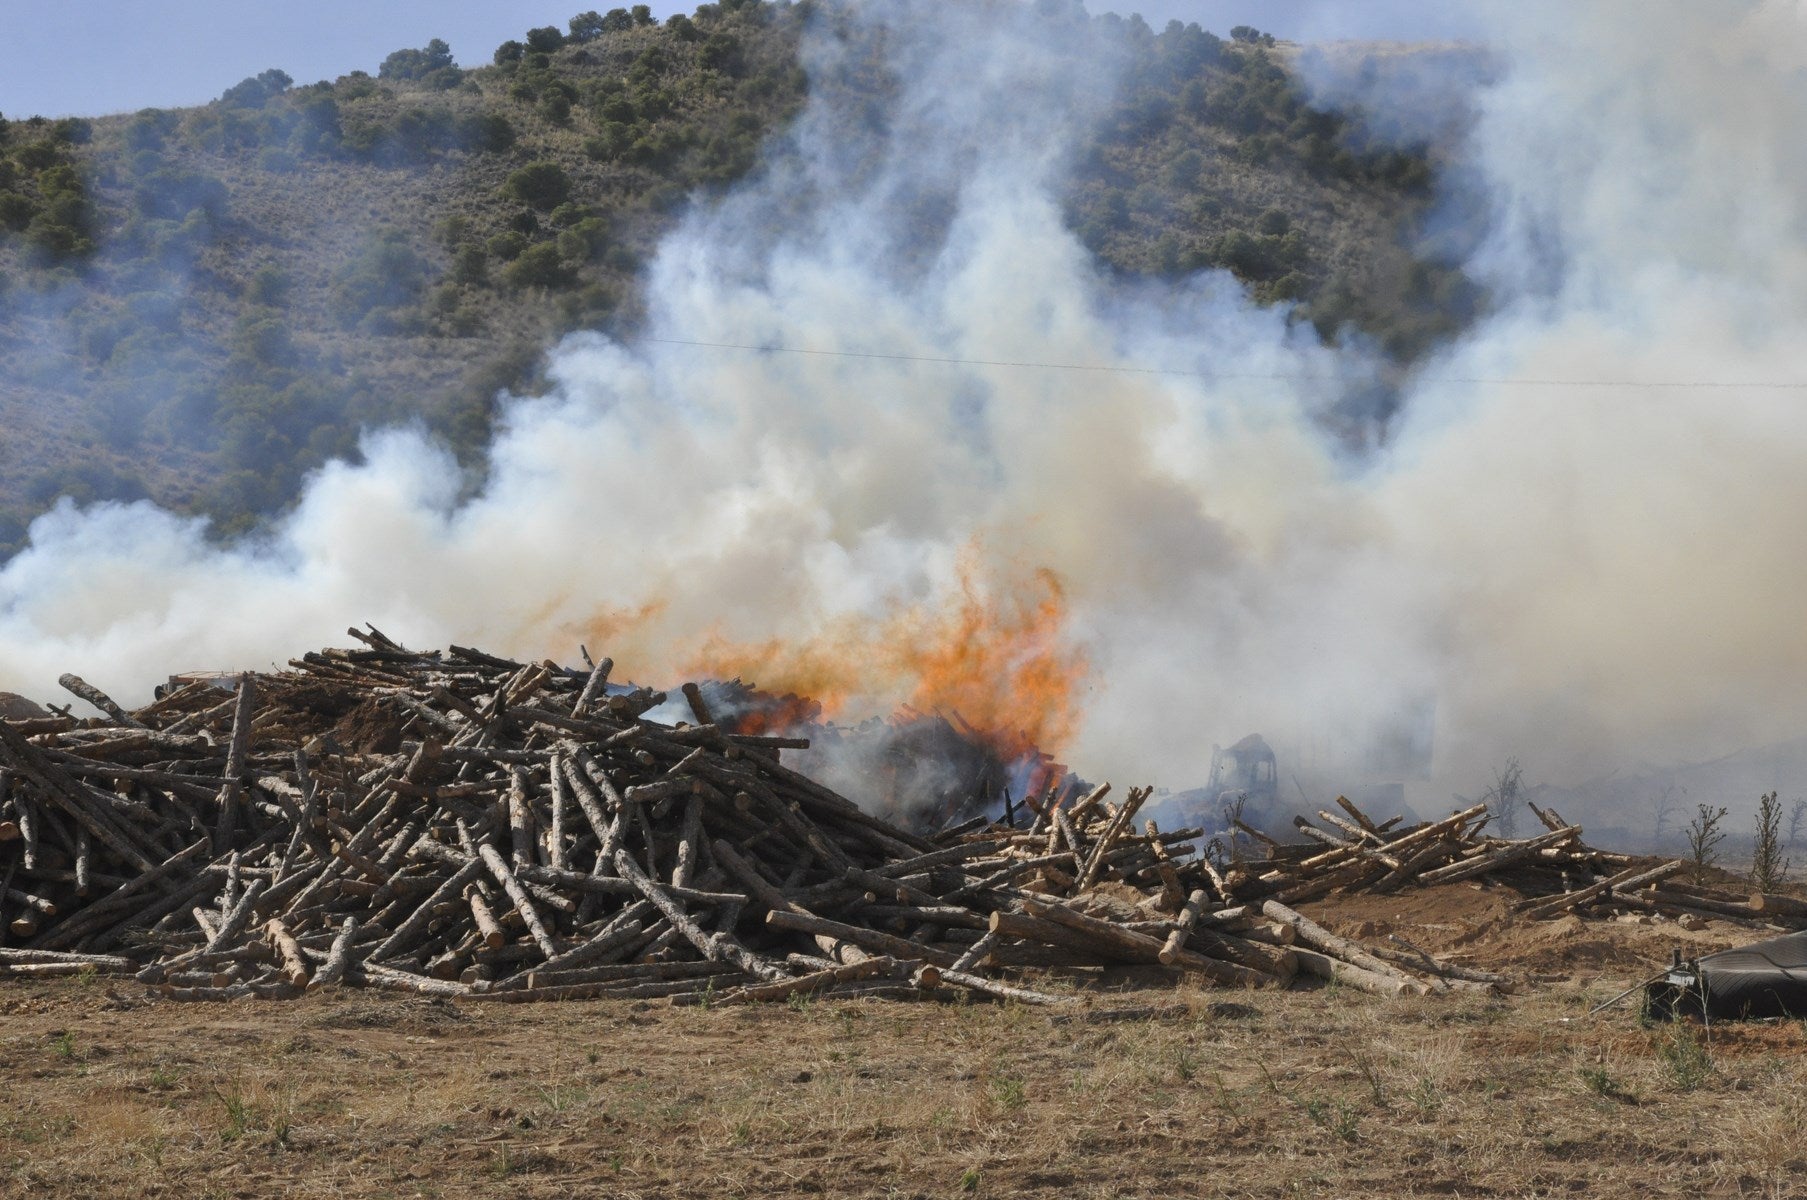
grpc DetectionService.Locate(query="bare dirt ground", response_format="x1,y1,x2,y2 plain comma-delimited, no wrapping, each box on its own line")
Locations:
4,887,1805,1200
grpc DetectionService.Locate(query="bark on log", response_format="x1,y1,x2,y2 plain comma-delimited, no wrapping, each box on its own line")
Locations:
765,909,959,968
932,966,1073,1007
1076,785,1149,890
1015,898,1280,988
1749,892,1807,918
1259,900,1424,992
615,849,787,982
477,842,558,959
1517,859,1685,918
715,957,898,1006
308,917,359,991
1292,948,1423,997
212,675,257,851
265,918,310,987
1335,794,1381,834
58,675,146,728
1414,826,1582,886
1159,888,1212,964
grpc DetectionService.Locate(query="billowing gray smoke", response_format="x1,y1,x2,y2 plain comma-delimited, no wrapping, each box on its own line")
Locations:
3,0,1807,811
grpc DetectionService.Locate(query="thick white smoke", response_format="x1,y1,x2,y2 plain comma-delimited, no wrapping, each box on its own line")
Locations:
4,0,1807,809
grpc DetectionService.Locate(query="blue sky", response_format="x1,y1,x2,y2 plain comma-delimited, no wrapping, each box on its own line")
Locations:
1,2,1485,119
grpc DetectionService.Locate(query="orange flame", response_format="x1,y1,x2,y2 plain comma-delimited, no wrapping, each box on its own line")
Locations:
728,692,823,737
674,561,1089,761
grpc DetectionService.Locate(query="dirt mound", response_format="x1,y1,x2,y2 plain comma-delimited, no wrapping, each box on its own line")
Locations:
1301,881,1761,982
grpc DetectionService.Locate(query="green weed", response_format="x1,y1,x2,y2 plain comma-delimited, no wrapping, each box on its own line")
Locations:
1655,1024,1713,1091
1578,1064,1627,1099
1305,1096,1359,1142
1349,1049,1387,1107
989,1074,1026,1113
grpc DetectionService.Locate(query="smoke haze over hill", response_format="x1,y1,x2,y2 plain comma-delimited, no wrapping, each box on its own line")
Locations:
3,0,1806,808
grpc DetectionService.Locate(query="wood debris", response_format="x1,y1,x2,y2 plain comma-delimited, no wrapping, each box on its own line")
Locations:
0,630,1788,1007
1186,794,1801,933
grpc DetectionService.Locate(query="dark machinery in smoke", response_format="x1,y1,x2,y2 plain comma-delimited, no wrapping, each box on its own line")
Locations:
1206,733,1280,822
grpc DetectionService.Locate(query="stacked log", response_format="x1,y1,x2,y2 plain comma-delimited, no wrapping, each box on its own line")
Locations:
7,632,1775,1007
1194,795,1801,932
0,630,1468,1005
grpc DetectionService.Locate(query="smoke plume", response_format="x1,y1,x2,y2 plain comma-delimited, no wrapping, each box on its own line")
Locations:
4,0,1807,809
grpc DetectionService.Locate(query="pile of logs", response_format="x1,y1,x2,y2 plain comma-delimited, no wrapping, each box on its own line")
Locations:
1197,796,1805,933
0,630,1475,1005
3,632,1790,1007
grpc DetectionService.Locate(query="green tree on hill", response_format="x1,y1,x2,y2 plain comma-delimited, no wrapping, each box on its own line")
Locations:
503,161,573,210
568,11,602,42
219,69,293,109
379,39,462,88
504,242,574,289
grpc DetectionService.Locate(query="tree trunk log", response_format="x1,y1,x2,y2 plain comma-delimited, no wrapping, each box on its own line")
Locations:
1259,899,1424,992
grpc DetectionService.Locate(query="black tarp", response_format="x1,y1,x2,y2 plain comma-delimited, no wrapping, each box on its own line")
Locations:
1647,930,1807,1020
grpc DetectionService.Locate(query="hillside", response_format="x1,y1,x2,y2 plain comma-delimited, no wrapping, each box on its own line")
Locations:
0,2,1477,552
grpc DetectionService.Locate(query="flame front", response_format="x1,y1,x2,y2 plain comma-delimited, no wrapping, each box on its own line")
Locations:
726,692,823,737
675,562,1089,760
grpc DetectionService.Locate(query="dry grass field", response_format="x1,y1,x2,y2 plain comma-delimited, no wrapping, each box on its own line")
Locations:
3,938,1804,1200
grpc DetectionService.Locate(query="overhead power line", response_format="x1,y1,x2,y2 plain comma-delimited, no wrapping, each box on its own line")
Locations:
642,336,1807,390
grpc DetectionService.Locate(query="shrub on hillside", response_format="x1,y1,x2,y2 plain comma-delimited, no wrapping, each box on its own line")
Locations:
487,230,528,261
381,106,459,164
134,167,228,221
0,191,34,231
289,93,343,155
556,217,608,260
451,243,489,284
14,141,63,171
229,314,300,370
583,121,636,161
50,117,93,145
503,161,573,210
457,111,516,154
503,242,574,289
332,72,382,102
539,93,573,126
332,232,427,323
595,92,637,124
26,464,149,509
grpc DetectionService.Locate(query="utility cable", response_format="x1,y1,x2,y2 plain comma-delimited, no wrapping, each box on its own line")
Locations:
641,335,1807,390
